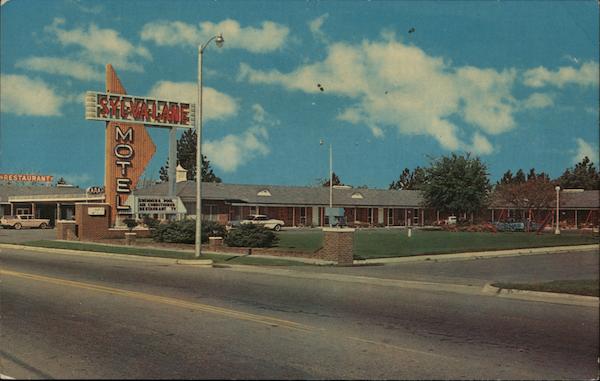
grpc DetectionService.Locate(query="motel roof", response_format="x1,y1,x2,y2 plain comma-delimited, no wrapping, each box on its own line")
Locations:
0,184,100,203
135,182,600,210
134,181,425,207
2,182,598,210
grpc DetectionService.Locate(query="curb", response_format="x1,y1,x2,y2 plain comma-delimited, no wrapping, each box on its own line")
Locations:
482,283,599,307
354,244,599,265
175,259,213,266
0,243,186,265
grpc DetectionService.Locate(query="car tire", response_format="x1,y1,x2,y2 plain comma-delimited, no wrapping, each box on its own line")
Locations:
274,224,281,232
14,223,22,230
39,222,48,229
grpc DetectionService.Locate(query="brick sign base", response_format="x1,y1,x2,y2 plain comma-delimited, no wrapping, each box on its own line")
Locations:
321,227,355,265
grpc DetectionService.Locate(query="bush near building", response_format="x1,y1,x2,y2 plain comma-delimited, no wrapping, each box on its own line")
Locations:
224,224,279,248
152,219,227,244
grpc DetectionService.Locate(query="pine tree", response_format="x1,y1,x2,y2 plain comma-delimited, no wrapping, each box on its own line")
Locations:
557,156,600,190
159,129,221,183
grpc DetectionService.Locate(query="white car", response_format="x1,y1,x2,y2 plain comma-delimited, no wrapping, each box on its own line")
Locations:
240,214,284,231
0,215,51,229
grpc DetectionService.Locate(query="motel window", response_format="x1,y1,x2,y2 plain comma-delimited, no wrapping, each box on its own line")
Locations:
367,208,373,224
413,209,420,224
300,207,307,225
388,209,394,226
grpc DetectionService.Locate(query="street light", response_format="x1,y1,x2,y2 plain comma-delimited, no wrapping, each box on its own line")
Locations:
555,185,561,235
195,33,224,258
320,139,333,226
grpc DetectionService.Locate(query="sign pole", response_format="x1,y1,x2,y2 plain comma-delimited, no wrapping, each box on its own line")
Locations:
168,127,177,198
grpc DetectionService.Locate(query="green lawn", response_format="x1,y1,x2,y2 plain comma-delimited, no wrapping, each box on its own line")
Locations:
492,279,599,297
21,229,598,263
22,240,308,266
274,229,598,259
274,230,324,252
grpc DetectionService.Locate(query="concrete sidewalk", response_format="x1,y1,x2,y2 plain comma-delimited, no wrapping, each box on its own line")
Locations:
355,244,599,265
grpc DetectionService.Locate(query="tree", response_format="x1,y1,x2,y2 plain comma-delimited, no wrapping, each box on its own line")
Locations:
494,176,555,212
159,129,221,183
514,169,526,184
421,153,491,216
322,172,342,187
498,170,514,185
389,166,427,190
557,156,599,190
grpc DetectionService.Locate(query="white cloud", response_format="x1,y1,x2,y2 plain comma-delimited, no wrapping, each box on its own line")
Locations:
468,132,494,155
252,104,266,123
147,81,238,121
523,61,599,88
573,138,599,164
521,92,554,109
0,74,65,116
238,37,519,153
140,19,289,53
203,126,270,172
203,104,278,172
16,57,102,81
44,18,151,72
308,13,329,42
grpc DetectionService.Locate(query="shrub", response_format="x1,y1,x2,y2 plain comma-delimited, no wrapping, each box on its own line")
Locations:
203,220,227,239
152,219,227,244
224,224,279,248
143,216,160,230
153,219,196,243
122,217,138,231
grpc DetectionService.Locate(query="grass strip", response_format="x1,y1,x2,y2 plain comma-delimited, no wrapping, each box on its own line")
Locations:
353,230,599,259
21,240,309,266
492,279,599,297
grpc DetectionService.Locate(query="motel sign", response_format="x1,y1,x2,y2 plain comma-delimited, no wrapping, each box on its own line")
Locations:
85,65,192,223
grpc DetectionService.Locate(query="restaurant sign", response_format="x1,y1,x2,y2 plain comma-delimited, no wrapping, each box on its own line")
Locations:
0,174,53,182
85,91,196,129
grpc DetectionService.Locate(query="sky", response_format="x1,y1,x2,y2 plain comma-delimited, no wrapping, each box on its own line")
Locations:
1,0,598,189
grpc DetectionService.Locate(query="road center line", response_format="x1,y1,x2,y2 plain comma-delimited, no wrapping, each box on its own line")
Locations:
0,269,315,333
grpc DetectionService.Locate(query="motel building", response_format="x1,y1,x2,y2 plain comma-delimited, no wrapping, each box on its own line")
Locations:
133,181,599,229
1,170,598,230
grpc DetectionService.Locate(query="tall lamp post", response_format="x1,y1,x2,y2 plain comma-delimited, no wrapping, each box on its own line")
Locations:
554,185,561,235
320,139,333,226
195,33,224,258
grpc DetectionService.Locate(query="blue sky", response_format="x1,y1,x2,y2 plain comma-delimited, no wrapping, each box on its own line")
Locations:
1,0,598,189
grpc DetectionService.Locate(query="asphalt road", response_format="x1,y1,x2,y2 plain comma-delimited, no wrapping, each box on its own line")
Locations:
1,247,598,379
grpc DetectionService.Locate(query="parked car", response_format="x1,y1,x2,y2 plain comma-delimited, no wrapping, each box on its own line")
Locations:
0,214,51,229
445,216,457,225
240,214,284,231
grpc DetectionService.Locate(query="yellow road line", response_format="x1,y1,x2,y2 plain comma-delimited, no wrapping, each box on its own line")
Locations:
0,269,315,333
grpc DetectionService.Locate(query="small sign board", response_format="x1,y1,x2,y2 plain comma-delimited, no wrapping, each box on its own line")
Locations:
88,207,106,216
86,186,105,195
135,197,186,215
